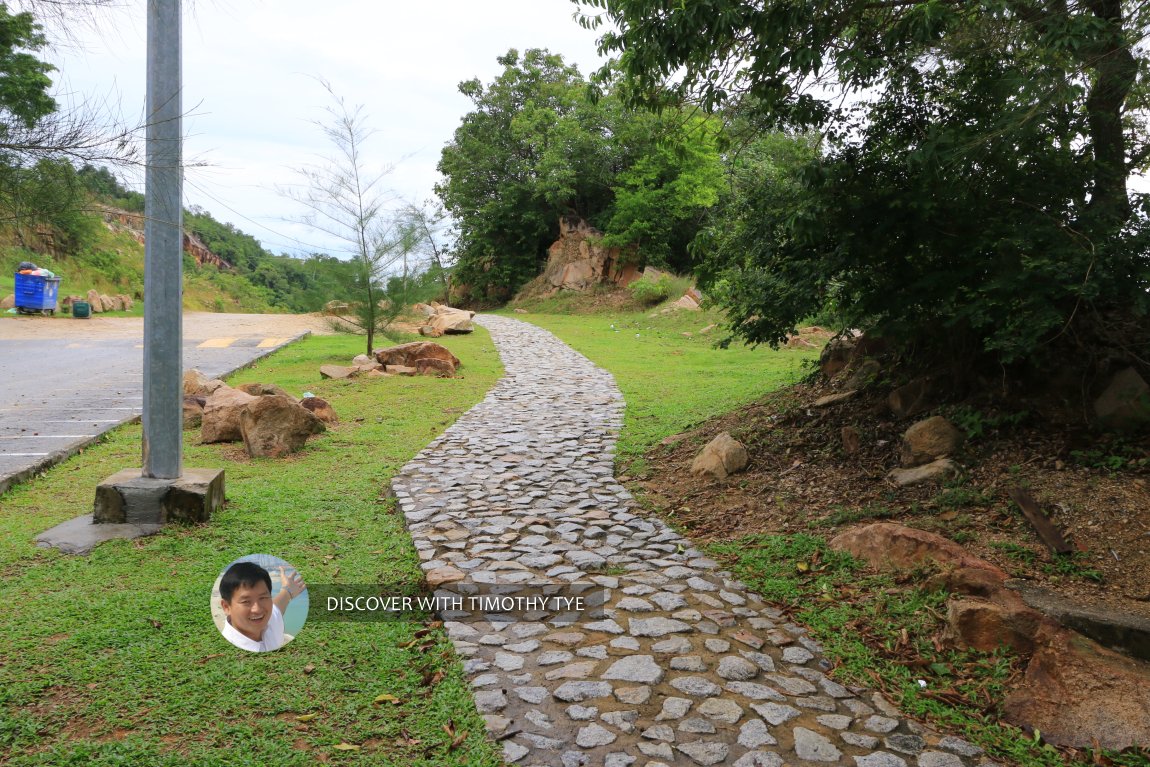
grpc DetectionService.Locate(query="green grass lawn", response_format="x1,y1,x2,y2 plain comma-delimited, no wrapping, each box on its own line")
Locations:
0,332,504,767
504,306,818,472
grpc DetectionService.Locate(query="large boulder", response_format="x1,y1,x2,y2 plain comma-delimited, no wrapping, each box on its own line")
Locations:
427,304,475,335
690,432,749,480
945,596,1052,655
900,416,963,467
86,289,103,313
183,368,225,398
538,216,640,292
1002,629,1150,750
415,358,455,378
819,334,858,377
201,386,259,443
239,394,326,458
1,294,14,310
117,294,134,310
830,523,1008,579
1094,367,1150,431
99,294,114,312
374,341,461,372
888,378,934,419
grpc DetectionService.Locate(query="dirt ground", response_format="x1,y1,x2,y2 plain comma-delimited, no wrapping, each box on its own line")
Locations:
0,311,343,341
633,377,1150,623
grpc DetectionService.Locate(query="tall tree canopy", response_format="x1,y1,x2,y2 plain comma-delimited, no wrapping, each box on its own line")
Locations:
436,48,724,303
577,0,1150,366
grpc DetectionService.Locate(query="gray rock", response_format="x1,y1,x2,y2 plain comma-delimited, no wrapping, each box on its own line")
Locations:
652,592,690,610
515,686,548,704
864,715,901,734
614,686,651,704
678,718,716,734
676,740,730,766
610,636,641,651
717,656,759,680
816,714,853,730
738,719,777,748
583,619,625,634
605,754,636,767
561,750,589,767
724,681,786,701
575,723,617,748
553,681,613,702
750,702,801,726
885,733,926,755
793,727,843,762
733,753,784,767
697,697,743,724
601,710,638,732
670,656,708,672
617,597,655,611
503,741,530,763
938,737,984,757
782,646,814,664
602,655,664,684
854,754,908,767
641,724,676,742
652,636,694,654
842,732,881,749
474,690,507,713
740,651,777,672
494,652,525,671
639,741,675,759
656,697,693,720
704,638,731,652
630,617,693,637
918,752,965,767
566,705,599,720
670,676,721,697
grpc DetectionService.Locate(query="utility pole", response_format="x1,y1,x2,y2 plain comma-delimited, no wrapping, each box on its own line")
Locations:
142,0,183,479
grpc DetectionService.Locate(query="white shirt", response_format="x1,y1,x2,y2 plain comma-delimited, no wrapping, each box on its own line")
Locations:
221,604,285,652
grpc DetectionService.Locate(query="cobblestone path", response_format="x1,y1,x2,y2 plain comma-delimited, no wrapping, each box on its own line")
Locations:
392,316,992,767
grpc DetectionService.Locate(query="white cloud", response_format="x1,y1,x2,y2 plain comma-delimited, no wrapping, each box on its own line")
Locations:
42,0,608,255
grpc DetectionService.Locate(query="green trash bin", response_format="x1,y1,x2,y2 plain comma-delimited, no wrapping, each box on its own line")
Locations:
72,300,91,319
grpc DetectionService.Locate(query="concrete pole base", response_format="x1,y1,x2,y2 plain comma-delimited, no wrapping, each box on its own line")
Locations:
35,468,224,555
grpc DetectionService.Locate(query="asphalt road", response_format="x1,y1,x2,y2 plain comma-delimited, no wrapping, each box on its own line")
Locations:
0,312,331,494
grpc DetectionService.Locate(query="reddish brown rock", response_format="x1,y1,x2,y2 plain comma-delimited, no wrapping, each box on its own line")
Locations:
929,566,1006,598
841,426,860,455
1003,629,1150,750
888,378,934,418
415,358,455,378
239,394,326,458
945,596,1051,654
426,566,466,587
182,368,225,398
427,305,475,334
900,416,964,467
387,365,417,376
374,341,461,371
0,294,14,310
887,458,960,486
201,386,259,443
819,335,857,377
830,523,1008,579
299,396,338,424
418,325,445,338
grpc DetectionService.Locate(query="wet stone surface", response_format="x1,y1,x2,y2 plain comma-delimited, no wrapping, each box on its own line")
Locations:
391,316,988,766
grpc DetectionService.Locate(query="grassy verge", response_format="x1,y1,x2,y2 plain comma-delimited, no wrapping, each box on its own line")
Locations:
504,306,818,473
0,332,504,766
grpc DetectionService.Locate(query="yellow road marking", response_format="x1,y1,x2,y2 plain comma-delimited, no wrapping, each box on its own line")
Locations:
257,338,286,348
197,337,236,349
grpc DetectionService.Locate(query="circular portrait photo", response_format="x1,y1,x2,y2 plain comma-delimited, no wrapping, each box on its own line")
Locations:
210,554,309,652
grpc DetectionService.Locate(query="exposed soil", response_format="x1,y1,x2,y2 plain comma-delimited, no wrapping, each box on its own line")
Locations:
632,374,1150,623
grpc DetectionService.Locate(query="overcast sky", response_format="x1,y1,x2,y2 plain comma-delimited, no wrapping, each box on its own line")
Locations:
42,0,608,257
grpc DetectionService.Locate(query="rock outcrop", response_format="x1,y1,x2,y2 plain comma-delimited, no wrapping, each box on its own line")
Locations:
1094,367,1150,431
536,216,640,293
375,341,461,374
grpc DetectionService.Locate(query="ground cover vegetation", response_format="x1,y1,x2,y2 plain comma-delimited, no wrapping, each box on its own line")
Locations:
0,332,504,766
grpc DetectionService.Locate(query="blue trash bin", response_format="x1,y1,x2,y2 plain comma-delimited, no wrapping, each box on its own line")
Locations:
14,272,62,315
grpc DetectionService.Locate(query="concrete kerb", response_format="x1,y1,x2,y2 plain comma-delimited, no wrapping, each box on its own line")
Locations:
0,330,311,498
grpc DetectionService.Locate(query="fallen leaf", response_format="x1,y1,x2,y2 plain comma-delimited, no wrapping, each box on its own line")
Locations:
333,743,360,751
303,663,316,675
296,713,318,722
373,693,402,705
450,730,469,750
198,654,225,664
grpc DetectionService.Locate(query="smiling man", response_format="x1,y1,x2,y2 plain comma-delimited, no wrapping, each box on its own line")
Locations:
218,561,304,652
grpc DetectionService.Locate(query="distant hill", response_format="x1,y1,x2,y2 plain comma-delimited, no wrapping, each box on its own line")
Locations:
1,163,360,314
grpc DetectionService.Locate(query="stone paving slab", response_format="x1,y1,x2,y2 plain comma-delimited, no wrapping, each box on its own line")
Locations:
392,316,995,767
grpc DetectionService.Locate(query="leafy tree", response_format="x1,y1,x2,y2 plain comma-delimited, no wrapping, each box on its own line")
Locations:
578,0,1150,367
437,49,726,303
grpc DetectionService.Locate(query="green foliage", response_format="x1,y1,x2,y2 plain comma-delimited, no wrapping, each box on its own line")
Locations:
583,0,1150,368
947,406,1030,442
626,273,673,305
437,49,725,302
0,5,55,130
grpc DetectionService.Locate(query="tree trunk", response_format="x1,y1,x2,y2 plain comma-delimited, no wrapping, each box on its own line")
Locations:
1083,0,1137,229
